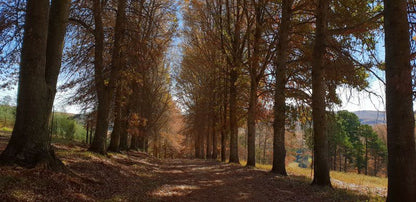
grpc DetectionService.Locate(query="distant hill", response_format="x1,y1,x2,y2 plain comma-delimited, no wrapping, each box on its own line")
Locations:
352,110,386,125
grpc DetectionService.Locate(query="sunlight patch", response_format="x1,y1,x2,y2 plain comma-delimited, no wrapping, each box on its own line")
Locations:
155,169,184,174
11,189,37,201
152,184,200,197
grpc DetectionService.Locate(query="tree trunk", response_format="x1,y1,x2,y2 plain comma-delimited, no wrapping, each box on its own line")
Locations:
229,68,239,163
89,126,93,144
384,0,416,200
344,155,347,172
89,0,108,154
263,135,267,164
153,135,158,157
90,0,126,154
90,90,111,154
221,129,226,161
199,129,205,158
339,151,341,172
206,122,212,159
365,136,368,175
119,109,129,151
0,0,70,170
195,129,201,158
108,88,123,152
333,147,337,170
144,136,149,153
138,133,145,151
212,117,218,159
221,78,228,162
130,133,139,150
311,0,331,187
247,75,257,167
272,0,292,176
86,122,89,144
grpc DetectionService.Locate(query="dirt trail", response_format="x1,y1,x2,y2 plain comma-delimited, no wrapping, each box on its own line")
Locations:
150,159,299,201
149,159,370,201
0,133,378,201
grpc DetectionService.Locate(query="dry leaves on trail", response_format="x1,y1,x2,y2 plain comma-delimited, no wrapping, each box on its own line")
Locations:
0,138,383,201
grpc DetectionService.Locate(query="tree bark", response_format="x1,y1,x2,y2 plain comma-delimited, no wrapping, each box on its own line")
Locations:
130,133,139,150
272,0,292,176
195,129,201,158
384,0,416,200
89,0,108,154
229,68,240,163
206,122,212,159
220,75,228,162
0,0,70,170
247,75,257,167
90,0,127,154
212,117,218,160
365,136,368,175
311,0,331,187
119,108,129,151
108,88,123,152
199,127,205,158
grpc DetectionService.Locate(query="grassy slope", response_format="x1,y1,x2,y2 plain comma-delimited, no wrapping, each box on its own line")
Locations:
241,160,387,197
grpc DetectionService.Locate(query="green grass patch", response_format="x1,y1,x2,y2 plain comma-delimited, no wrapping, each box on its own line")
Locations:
0,127,13,132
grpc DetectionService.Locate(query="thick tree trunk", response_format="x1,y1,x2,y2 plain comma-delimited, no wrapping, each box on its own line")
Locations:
311,0,331,187
108,88,123,152
44,0,71,113
384,0,416,200
246,76,257,167
89,0,108,154
229,69,239,163
90,90,111,154
272,0,292,176
0,0,70,170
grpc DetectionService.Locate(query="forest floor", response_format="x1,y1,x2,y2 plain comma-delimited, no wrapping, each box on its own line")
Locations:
0,132,385,201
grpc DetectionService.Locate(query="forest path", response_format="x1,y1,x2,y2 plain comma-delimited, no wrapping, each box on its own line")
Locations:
148,159,367,201
150,159,287,201
0,133,379,201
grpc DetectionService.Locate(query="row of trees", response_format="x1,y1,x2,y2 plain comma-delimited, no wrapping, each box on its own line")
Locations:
178,0,379,177
177,0,416,200
62,0,177,155
0,0,179,167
